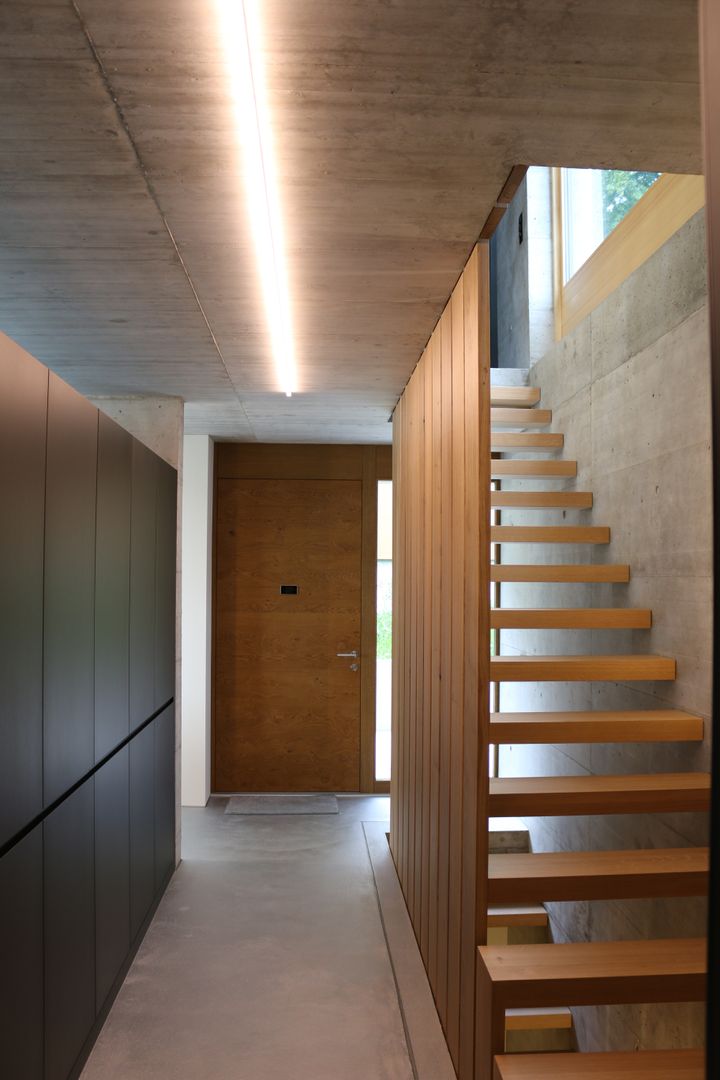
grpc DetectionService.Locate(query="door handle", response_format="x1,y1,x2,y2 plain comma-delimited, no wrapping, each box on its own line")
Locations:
336,650,358,658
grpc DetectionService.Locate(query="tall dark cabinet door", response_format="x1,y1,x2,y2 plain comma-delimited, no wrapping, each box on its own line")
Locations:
0,828,43,1079
155,705,176,889
44,781,95,1080
95,416,132,761
43,376,98,805
95,748,130,1011
130,722,155,939
0,346,47,846
130,443,157,732
155,462,177,710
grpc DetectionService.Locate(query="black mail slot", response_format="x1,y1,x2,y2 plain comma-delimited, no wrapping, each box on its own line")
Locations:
280,584,298,595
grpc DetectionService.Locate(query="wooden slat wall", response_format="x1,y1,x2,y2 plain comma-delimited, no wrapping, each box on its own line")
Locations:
390,243,491,1078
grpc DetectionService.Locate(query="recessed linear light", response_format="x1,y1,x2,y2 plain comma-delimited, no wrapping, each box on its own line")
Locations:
216,0,297,397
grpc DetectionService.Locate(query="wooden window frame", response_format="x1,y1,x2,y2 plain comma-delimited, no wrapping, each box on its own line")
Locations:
552,169,706,341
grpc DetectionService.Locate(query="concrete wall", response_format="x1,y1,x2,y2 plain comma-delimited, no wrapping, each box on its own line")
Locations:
493,178,529,369
89,395,183,469
493,168,554,369
497,209,711,1052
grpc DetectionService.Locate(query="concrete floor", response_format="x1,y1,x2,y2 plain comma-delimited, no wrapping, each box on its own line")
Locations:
81,796,415,1080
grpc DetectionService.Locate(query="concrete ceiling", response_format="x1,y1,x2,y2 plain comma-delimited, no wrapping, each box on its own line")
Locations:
0,0,702,442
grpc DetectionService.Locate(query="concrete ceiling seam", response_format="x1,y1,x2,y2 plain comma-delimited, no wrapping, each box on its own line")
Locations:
0,1,702,442
70,0,255,438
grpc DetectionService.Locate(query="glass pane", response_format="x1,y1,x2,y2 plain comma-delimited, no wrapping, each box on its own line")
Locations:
562,168,660,282
376,480,392,782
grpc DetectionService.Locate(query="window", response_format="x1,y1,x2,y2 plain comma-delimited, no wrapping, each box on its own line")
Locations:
561,169,660,282
552,169,705,339
375,480,392,782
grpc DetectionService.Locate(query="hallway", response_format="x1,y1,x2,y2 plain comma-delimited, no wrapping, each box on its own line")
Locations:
81,797,414,1080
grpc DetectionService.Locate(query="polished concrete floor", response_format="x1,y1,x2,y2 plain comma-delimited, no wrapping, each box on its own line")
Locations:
81,796,415,1080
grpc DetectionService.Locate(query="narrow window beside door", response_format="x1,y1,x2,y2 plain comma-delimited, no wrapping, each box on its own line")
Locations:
376,480,392,781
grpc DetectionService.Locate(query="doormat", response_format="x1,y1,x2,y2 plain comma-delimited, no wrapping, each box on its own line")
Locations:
224,794,339,815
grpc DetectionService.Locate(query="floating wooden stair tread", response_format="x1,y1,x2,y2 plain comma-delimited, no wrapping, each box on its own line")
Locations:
488,773,711,817
491,526,609,544
490,709,704,744
492,432,563,451
493,1049,705,1080
490,654,675,682
492,491,593,509
492,459,577,478
504,1007,572,1031
491,565,629,583
479,938,707,1000
477,940,706,1080
492,407,552,427
490,387,542,408
491,609,650,630
488,905,548,928
488,848,710,903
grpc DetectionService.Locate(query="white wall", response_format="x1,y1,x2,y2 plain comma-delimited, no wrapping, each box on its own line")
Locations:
180,433,214,807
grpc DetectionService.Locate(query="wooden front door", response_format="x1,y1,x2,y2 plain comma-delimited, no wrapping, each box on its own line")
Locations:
214,477,362,791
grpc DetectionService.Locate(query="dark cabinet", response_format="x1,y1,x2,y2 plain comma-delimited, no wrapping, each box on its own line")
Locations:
155,705,176,890
130,722,156,939
95,747,131,1011
0,347,47,846
155,462,177,710
0,827,43,1079
95,415,132,761
43,375,98,805
1,340,176,1080
44,781,96,1080
130,443,157,733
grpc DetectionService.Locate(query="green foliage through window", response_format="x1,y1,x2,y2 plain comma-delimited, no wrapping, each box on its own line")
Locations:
601,171,660,233
377,611,392,660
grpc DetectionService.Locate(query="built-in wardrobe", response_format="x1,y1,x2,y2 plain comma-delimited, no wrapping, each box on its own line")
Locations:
0,334,177,1080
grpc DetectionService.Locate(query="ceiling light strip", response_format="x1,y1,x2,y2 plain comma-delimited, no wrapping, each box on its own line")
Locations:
217,0,297,396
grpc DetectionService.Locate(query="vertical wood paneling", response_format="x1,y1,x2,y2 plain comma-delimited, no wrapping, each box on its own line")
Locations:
401,396,411,894
436,304,454,1023
406,377,418,919
390,244,491,1080
416,367,425,925
447,273,466,1063
419,347,431,944
459,245,490,1079
428,329,443,990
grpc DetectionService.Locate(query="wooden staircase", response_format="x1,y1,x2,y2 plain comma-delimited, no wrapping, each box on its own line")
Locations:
492,1049,705,1079
477,384,709,1080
